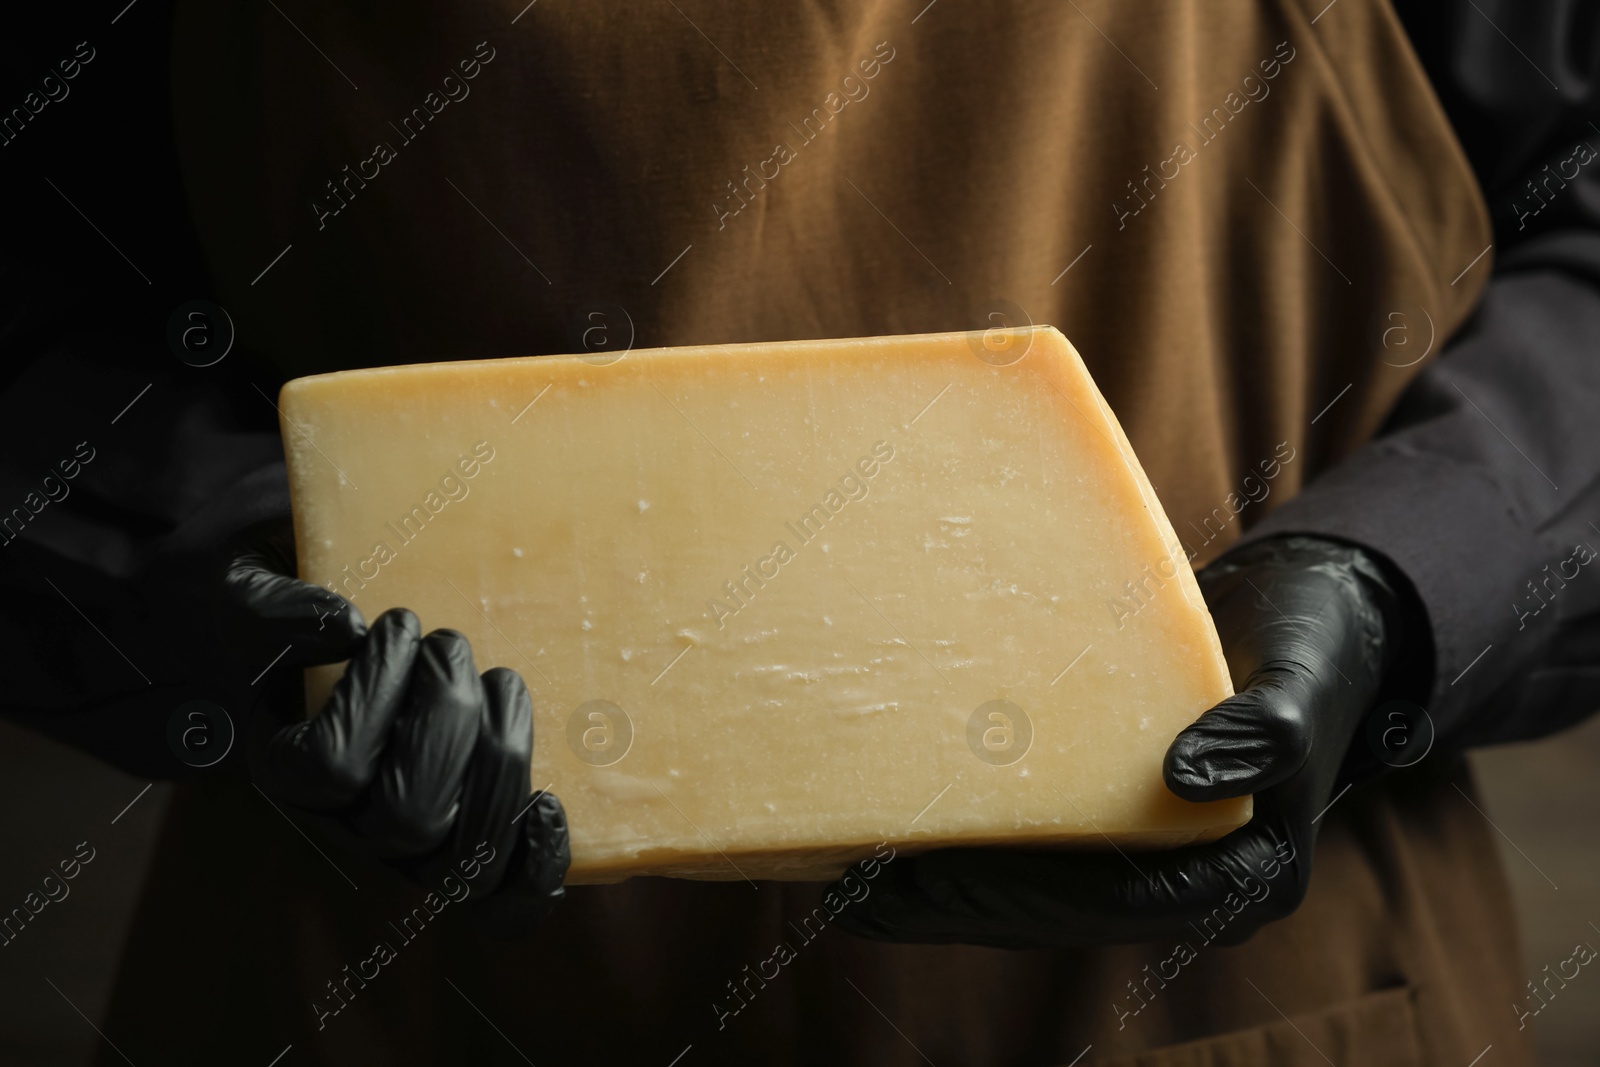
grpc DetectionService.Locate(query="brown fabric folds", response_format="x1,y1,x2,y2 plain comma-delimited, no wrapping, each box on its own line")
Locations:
173,0,1492,567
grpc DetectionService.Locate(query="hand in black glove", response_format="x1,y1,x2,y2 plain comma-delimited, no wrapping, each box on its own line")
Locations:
222,518,569,925
834,535,1408,948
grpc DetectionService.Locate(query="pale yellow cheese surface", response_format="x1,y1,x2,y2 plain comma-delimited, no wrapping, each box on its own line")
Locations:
281,328,1248,883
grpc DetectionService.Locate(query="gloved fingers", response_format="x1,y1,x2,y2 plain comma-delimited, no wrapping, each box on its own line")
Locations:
253,608,422,809
465,671,570,927
1163,670,1315,802
415,666,535,893
475,790,570,935
223,536,367,667
834,815,1303,949
355,628,483,860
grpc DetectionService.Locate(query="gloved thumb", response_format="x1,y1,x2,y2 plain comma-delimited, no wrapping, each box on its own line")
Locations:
222,518,366,668
1163,667,1315,802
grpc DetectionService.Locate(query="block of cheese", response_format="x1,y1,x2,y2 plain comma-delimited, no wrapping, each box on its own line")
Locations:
281,327,1248,883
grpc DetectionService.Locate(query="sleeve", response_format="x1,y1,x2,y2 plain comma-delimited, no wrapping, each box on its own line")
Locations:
1235,0,1600,746
0,8,291,777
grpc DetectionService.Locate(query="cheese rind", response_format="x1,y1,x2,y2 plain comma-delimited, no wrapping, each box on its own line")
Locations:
282,328,1248,883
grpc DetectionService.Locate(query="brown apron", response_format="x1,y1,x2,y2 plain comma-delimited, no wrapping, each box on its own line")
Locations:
102,0,1529,1062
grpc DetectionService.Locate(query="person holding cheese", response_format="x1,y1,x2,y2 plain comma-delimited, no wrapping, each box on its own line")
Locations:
2,0,1598,1063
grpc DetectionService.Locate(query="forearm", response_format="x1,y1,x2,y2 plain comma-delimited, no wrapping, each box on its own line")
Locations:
1227,0,1600,750
1234,261,1600,746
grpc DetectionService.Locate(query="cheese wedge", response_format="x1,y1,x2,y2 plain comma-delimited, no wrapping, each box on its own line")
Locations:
281,327,1248,883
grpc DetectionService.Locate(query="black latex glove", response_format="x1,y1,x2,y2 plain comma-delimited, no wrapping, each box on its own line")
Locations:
222,518,569,925
834,535,1406,948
